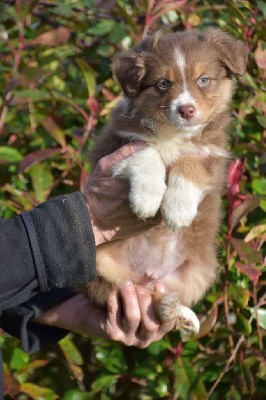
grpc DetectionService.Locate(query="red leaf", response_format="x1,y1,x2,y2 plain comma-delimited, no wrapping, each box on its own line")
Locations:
227,159,244,196
196,304,218,339
19,148,61,173
231,238,263,264
87,97,100,115
28,27,71,47
80,168,90,192
235,262,262,286
4,370,21,397
254,41,266,69
229,195,259,231
41,117,66,147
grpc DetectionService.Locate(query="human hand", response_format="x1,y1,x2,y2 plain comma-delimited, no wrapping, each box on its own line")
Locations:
35,282,175,348
83,142,162,246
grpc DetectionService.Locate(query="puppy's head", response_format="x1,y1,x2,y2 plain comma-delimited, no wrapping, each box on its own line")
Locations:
112,29,248,134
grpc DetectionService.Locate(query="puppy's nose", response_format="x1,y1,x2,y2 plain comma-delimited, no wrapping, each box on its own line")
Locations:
178,104,195,120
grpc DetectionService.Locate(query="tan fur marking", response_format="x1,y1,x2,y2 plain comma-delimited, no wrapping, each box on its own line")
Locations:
170,157,211,188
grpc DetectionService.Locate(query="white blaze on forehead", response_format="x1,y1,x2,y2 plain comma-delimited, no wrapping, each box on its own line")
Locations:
175,49,186,70
175,49,186,89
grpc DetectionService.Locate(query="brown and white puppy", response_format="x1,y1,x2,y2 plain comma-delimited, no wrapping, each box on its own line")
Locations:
83,29,248,334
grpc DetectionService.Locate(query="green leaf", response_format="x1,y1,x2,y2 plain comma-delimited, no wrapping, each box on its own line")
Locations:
91,374,117,392
87,20,116,36
250,308,266,330
256,115,266,128
257,0,266,16
21,383,58,400
29,164,53,203
252,178,266,195
228,285,250,307
147,338,169,355
10,348,29,371
59,335,83,366
53,3,73,17
76,58,96,97
95,343,127,373
0,146,22,163
63,389,91,400
13,89,49,103
173,358,207,399
236,314,252,335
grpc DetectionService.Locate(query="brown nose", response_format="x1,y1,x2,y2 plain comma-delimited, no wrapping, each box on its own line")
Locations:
178,104,195,120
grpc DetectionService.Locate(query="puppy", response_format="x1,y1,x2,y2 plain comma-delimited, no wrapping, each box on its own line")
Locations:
82,29,248,334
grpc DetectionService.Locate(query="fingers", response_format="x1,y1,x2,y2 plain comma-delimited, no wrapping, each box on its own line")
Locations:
136,286,160,339
120,282,141,334
105,282,175,348
95,141,146,176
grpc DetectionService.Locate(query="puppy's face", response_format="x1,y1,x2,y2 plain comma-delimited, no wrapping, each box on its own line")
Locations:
112,29,248,135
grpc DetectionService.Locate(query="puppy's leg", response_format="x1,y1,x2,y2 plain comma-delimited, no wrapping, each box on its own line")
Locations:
161,158,210,230
152,249,219,334
113,147,166,219
152,291,200,334
80,244,141,306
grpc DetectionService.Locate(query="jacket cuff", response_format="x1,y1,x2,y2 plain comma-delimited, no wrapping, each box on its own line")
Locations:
21,192,96,291
0,289,73,354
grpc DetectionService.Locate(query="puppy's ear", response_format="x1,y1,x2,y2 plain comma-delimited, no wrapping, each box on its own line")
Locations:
112,51,146,97
206,28,248,75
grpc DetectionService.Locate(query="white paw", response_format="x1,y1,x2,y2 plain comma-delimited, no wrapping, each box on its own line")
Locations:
157,293,200,334
174,305,200,334
161,190,198,230
112,147,167,219
161,176,203,230
130,180,166,219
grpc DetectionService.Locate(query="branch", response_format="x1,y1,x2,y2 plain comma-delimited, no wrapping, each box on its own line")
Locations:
205,292,266,400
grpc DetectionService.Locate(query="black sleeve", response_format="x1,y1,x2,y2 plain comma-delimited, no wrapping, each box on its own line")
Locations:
0,289,73,354
0,192,96,313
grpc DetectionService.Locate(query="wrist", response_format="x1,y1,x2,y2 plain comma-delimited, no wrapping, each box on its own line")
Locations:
34,294,98,336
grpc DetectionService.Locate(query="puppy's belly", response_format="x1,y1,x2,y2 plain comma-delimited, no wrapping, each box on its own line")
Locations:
97,226,184,286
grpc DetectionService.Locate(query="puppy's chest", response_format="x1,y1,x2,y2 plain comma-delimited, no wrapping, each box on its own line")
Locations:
149,137,197,165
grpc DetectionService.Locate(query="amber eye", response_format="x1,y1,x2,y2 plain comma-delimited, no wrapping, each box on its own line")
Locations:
157,79,171,91
197,76,210,88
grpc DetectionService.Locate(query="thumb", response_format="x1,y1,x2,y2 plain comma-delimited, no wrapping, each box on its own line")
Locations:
94,141,146,175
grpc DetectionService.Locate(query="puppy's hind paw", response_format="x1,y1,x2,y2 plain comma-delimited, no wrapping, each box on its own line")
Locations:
156,292,200,335
174,305,200,335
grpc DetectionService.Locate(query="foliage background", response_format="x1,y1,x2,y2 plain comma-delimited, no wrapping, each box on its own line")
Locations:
0,0,265,399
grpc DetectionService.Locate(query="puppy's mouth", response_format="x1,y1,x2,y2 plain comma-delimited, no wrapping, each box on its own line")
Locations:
171,115,203,129
167,103,205,134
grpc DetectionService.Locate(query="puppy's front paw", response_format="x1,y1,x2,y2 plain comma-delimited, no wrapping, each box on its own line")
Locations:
161,176,203,230
112,147,167,219
130,180,167,219
156,292,200,335
161,189,198,230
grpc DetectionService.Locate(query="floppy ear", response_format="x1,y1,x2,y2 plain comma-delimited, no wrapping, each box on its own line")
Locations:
111,51,146,97
206,28,249,75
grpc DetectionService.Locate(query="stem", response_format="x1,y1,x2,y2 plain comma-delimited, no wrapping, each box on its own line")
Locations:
205,292,266,400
